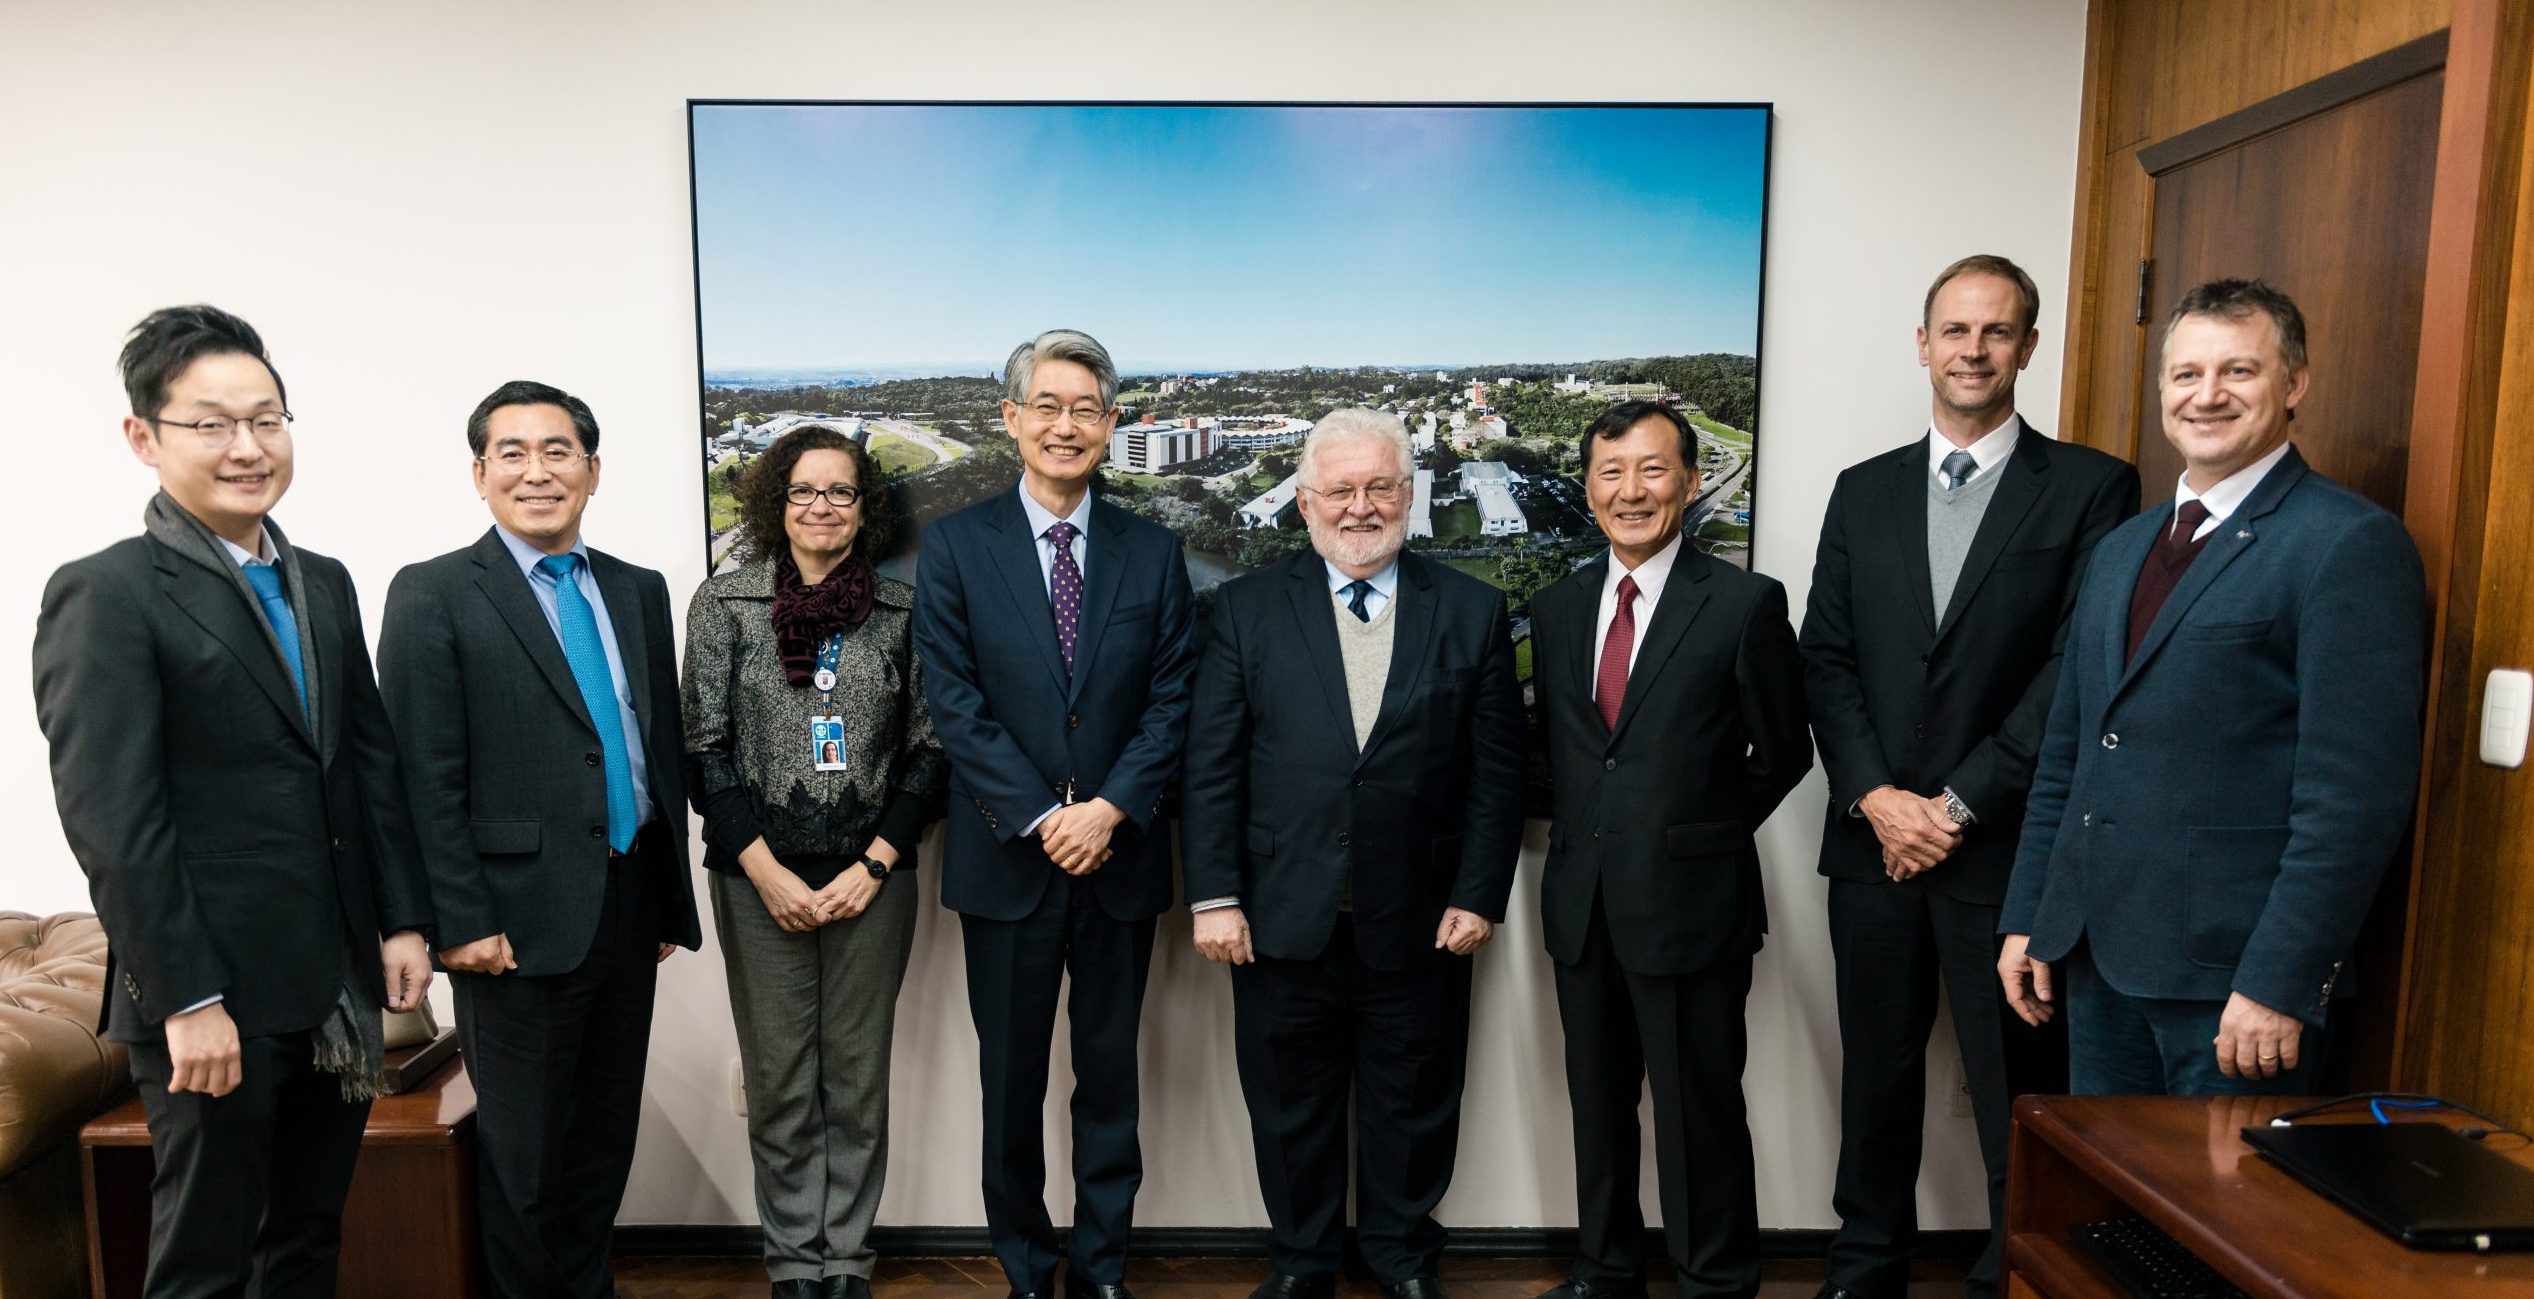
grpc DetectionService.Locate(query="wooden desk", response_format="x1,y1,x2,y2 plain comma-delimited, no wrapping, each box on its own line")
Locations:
80,1056,483,1299
2006,1094,2534,1298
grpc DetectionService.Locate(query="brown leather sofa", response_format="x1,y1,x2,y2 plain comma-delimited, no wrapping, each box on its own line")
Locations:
0,911,127,1299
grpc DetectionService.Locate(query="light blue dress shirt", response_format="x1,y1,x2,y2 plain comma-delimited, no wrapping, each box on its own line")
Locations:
493,526,657,830
1016,483,1096,835
1016,480,1093,595
1324,557,1399,621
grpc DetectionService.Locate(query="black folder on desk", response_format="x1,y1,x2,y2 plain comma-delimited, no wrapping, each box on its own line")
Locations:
2241,1122,2534,1251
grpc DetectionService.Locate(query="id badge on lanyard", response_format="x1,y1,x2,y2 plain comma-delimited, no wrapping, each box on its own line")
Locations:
808,632,848,771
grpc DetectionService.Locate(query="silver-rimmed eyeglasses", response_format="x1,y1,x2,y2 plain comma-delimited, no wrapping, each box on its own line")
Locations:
1022,400,1114,428
149,411,292,449
478,446,591,474
1304,478,1405,508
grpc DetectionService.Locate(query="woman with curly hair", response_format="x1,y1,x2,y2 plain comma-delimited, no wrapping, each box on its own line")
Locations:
682,427,945,1299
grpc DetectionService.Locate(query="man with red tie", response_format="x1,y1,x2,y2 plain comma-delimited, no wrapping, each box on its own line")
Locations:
1998,280,2428,1096
1528,400,1813,1299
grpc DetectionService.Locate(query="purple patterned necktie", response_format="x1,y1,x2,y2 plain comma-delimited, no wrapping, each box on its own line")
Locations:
1047,520,1082,676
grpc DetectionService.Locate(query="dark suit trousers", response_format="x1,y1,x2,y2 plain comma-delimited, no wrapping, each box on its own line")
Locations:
1824,879,2062,1299
128,1029,371,1299
1229,915,1474,1283
452,836,665,1299
961,873,1157,1291
2064,943,2328,1097
1555,897,1758,1299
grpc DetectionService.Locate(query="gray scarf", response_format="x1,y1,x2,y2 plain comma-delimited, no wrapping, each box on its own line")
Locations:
142,493,386,1101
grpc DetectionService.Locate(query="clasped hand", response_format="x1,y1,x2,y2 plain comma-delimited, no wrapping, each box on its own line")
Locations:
1862,786,1960,880
1039,798,1123,875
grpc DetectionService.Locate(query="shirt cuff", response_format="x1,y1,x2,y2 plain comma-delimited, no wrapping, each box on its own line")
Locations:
1023,802,1061,836
176,994,223,1015
1191,896,1241,912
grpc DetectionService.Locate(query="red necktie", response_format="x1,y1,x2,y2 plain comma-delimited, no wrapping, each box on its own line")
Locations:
1596,574,1639,732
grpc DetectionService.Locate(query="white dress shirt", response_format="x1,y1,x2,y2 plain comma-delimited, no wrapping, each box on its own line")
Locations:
1927,412,2023,487
2170,439,2293,541
1592,531,1684,705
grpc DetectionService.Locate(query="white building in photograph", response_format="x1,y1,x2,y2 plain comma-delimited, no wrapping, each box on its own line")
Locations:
1238,474,1300,529
1112,420,1216,472
1407,468,1435,539
1208,414,1314,450
1460,461,1529,535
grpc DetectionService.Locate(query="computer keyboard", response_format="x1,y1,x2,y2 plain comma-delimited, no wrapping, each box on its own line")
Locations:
2071,1216,2250,1299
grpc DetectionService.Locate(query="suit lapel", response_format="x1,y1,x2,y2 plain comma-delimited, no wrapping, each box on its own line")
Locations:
1892,447,1939,636
1064,499,1130,706
1561,556,1608,709
2115,449,2308,698
1611,552,1710,746
591,550,655,733
300,562,343,766
1285,554,1359,753
1935,428,2050,641
1358,555,1436,766
157,550,314,748
470,529,597,733
982,489,1074,697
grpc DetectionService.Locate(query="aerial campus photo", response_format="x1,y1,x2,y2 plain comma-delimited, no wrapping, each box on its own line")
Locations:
689,101,1772,688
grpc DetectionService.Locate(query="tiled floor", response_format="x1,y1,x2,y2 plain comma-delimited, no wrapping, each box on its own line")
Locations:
612,1255,1972,1299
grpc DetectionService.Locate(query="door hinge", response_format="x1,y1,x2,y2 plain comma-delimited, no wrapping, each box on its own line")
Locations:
2135,259,2153,326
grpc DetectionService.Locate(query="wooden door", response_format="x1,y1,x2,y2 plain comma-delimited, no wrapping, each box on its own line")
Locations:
2133,59,2445,512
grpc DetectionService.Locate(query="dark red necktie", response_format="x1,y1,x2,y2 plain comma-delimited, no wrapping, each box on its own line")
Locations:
1596,574,1639,732
2125,499,2213,662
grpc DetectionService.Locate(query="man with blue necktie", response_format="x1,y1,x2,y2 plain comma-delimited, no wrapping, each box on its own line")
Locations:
35,304,437,1298
378,380,700,1299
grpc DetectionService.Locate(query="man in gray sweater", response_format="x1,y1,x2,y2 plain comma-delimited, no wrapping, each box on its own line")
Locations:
1180,408,1527,1299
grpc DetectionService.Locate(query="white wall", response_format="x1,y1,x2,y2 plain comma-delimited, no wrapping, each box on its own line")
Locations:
0,0,2089,1235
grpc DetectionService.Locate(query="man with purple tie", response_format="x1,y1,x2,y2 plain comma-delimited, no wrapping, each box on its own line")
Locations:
913,329,1198,1299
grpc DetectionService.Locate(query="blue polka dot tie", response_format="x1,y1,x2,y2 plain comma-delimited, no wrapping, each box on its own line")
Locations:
1047,520,1082,677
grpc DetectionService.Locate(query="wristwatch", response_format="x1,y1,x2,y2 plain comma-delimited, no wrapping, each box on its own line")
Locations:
1941,789,1974,827
858,854,891,882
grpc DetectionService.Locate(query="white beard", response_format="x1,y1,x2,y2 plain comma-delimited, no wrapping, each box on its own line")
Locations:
1310,514,1404,571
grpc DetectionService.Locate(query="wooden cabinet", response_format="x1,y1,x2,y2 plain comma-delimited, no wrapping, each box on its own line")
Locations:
79,1057,483,1299
2004,1093,2534,1299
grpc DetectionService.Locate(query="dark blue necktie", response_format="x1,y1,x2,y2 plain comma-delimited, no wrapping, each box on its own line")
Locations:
1345,580,1374,622
240,563,307,717
538,553,636,853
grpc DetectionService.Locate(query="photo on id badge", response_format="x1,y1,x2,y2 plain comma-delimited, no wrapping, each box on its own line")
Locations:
812,716,848,771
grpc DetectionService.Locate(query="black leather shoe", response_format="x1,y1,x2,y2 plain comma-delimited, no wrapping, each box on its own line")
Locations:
1810,1287,1862,1299
821,1278,871,1299
1064,1280,1134,1299
1250,1275,1336,1299
1531,1281,1647,1299
772,1282,823,1299
1384,1278,1448,1299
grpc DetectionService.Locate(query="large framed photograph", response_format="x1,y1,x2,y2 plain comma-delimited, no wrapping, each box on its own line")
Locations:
689,100,1770,774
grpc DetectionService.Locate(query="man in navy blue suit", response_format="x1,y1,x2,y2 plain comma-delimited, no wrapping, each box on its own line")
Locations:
1997,279,2429,1095
914,328,1197,1299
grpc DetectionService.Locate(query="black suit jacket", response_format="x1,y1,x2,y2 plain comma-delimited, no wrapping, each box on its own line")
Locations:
1533,544,1812,976
914,485,1198,922
377,529,700,975
34,510,433,1042
1799,426,2138,903
1179,549,1527,969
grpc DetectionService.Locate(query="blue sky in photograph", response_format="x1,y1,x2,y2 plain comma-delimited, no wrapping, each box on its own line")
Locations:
692,103,1767,375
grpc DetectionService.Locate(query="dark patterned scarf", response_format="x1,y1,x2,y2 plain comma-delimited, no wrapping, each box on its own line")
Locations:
772,549,877,685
